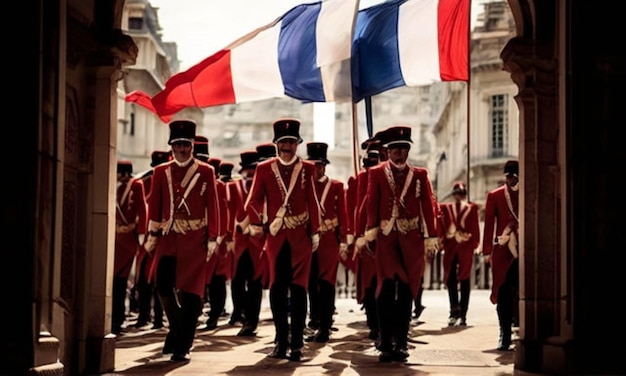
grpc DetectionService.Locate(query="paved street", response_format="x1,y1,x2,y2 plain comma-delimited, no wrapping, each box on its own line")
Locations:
109,288,515,375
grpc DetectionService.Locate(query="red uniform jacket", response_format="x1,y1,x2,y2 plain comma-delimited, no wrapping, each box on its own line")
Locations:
439,200,480,282
245,157,320,289
366,161,437,300
231,178,268,283
354,167,376,303
206,179,233,282
115,178,147,279
314,176,348,285
482,184,519,304
341,175,358,273
147,159,219,297
135,172,154,284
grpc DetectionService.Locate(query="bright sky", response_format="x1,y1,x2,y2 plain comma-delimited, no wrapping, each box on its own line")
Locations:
150,0,391,71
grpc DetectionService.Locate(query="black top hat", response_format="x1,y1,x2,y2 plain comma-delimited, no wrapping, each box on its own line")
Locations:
366,140,382,152
383,126,413,147
194,135,210,161
150,150,171,167
207,157,222,175
373,129,389,147
168,119,196,145
452,181,467,195
117,160,133,175
219,162,234,182
503,160,519,176
239,150,259,173
256,143,277,161
272,118,303,144
306,142,330,165
362,151,380,168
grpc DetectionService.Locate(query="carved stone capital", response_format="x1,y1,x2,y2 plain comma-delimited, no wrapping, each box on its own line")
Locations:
501,37,558,95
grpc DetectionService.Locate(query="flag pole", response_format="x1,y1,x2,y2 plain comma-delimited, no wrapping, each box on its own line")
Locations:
365,96,373,138
351,102,360,176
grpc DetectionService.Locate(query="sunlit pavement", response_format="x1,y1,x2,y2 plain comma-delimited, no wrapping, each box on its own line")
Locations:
108,289,515,375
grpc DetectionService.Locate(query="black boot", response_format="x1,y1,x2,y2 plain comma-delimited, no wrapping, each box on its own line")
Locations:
459,278,470,326
497,326,512,351
446,273,460,326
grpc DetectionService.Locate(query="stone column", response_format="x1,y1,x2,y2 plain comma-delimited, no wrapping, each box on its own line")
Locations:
501,36,563,372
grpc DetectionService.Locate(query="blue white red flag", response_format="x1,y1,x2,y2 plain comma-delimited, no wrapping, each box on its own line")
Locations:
126,0,469,122
126,0,359,123
352,0,469,101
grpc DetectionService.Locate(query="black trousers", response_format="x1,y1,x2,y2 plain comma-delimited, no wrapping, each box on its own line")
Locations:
156,256,202,356
376,277,412,352
231,249,263,327
135,256,163,325
496,258,519,333
112,276,128,332
446,255,471,318
270,242,307,351
308,252,336,332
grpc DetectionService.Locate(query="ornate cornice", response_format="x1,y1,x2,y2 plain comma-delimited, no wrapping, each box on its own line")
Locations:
501,37,558,94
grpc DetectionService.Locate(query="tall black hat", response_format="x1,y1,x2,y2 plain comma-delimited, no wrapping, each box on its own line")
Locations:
117,160,133,175
150,150,172,167
207,157,222,175
239,150,259,173
383,126,413,147
219,162,234,182
272,118,303,144
306,142,330,165
168,119,196,145
256,143,277,161
503,160,519,176
194,135,210,162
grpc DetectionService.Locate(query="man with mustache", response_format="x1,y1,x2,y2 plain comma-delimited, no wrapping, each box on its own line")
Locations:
362,125,439,362
143,120,220,362
245,118,320,361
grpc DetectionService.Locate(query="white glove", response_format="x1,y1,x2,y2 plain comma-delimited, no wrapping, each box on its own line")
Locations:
144,234,158,253
424,237,439,258
355,236,367,249
312,233,320,252
137,233,145,246
339,243,349,261
226,241,234,253
346,234,355,246
216,235,225,245
364,227,379,242
206,240,217,261
249,224,264,237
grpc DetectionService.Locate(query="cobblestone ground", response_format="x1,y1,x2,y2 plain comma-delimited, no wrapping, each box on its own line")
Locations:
109,289,515,375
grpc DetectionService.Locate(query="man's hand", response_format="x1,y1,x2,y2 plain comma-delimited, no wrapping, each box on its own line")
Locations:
144,234,158,253
312,233,320,252
346,234,355,246
226,241,234,253
206,240,217,261
249,224,264,237
484,254,492,265
339,242,349,260
424,237,439,258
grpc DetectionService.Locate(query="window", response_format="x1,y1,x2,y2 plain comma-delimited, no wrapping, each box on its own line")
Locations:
128,17,143,30
489,94,508,157
129,113,135,136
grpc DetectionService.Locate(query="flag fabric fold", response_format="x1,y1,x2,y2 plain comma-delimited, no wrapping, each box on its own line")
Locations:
127,0,359,123
351,0,469,102
126,0,469,122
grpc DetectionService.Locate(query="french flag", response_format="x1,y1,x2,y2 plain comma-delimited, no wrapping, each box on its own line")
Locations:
126,0,358,123
352,0,469,102
126,0,469,122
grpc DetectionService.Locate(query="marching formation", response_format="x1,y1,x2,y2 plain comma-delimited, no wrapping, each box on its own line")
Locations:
113,117,520,364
